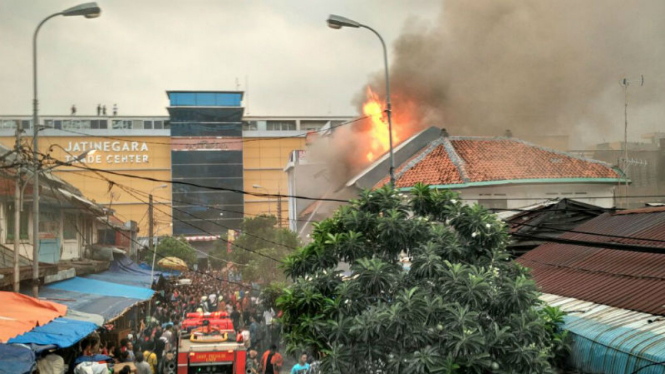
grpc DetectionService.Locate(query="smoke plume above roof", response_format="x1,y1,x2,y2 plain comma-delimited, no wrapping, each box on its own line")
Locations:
360,0,665,148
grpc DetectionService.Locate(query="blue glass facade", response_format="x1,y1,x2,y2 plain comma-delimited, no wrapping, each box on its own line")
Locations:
168,91,244,236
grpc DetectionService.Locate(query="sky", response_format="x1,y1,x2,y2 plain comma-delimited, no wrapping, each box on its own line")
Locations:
0,0,441,117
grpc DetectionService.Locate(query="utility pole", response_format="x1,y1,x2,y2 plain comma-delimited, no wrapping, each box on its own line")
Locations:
148,193,154,269
620,75,644,208
13,123,22,292
277,193,283,228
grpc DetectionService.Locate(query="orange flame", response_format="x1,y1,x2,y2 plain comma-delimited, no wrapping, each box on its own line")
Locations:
361,86,401,162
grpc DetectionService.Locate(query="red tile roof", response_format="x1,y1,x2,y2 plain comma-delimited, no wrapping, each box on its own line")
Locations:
375,136,622,189
517,209,665,315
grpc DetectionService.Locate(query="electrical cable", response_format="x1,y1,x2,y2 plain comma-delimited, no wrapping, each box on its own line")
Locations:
115,183,287,263
509,220,665,244
63,162,288,264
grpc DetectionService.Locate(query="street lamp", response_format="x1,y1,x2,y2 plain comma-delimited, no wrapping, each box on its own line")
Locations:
327,14,396,187
253,184,271,214
31,2,101,297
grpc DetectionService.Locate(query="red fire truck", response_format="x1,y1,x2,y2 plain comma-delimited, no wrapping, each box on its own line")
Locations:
177,312,246,374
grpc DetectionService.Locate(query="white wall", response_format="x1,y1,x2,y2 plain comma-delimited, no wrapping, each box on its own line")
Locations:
458,183,616,209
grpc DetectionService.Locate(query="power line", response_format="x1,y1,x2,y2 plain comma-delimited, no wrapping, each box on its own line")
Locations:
79,169,288,264
56,160,665,204
509,220,665,244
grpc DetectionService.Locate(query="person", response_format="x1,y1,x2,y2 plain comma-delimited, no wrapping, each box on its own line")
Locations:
97,104,101,116
290,353,310,374
231,305,241,331
113,103,118,116
125,341,136,362
261,345,283,374
102,105,107,115
135,352,152,374
143,343,158,374
246,350,260,374
118,366,131,374
71,104,77,115
249,315,261,351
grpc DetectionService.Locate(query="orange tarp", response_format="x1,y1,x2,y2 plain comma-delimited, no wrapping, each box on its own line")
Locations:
0,291,67,343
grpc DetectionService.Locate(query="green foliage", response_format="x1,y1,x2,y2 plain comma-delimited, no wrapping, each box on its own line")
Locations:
146,236,197,266
278,184,570,374
209,215,300,284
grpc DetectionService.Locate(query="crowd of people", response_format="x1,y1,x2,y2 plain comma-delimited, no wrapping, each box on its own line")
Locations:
68,270,304,374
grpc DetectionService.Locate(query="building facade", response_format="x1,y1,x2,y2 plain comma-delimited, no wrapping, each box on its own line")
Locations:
0,98,352,241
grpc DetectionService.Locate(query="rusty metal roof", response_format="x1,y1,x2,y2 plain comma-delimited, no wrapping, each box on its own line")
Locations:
517,209,665,316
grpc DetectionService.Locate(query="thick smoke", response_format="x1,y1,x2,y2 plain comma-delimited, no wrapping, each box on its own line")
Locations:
312,0,665,187
366,0,665,147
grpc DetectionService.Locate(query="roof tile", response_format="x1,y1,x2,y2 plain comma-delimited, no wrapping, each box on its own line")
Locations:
375,136,621,189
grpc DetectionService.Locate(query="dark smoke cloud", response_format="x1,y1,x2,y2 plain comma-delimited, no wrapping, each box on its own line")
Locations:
364,0,665,148
310,0,665,188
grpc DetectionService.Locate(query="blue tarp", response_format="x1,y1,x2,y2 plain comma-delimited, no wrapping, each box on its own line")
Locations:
0,344,35,374
86,253,158,288
37,288,142,322
8,318,97,348
47,277,154,300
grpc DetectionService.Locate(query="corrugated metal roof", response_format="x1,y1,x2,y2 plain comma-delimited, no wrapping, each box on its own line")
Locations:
540,293,665,374
518,210,665,315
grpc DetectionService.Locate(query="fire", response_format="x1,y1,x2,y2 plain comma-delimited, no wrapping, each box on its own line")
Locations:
361,87,401,162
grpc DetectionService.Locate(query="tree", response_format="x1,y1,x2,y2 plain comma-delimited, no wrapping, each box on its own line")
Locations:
145,236,197,267
209,215,300,284
278,184,569,374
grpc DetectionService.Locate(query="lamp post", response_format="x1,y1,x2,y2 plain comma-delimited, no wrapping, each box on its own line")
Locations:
327,14,396,187
252,184,272,214
31,2,101,297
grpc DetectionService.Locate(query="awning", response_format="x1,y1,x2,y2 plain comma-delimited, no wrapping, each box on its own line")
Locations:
86,253,159,288
37,288,142,323
8,318,97,348
64,309,104,327
47,277,154,300
57,188,106,216
0,292,67,343
0,344,35,374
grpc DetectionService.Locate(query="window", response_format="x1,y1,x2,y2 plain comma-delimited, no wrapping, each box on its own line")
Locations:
266,120,296,131
91,120,100,129
64,213,77,240
0,120,16,129
143,120,153,129
154,120,163,129
112,119,132,129
22,120,31,130
301,120,326,131
54,120,62,129
243,121,258,131
99,120,108,129
6,204,29,242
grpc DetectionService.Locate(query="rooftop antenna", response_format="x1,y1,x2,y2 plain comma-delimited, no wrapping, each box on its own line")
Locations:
620,74,644,208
